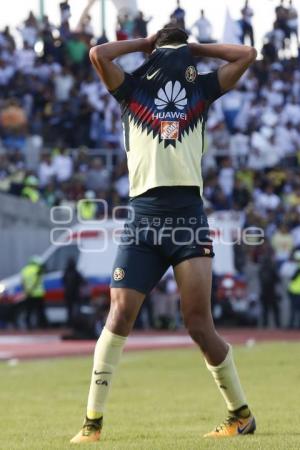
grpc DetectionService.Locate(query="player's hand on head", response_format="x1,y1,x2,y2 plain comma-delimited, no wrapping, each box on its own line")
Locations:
144,34,158,53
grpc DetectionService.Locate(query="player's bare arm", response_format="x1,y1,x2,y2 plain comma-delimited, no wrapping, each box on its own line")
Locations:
189,43,257,92
89,35,157,91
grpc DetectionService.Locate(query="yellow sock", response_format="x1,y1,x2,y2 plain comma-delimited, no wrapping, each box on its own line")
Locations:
87,327,126,419
205,345,247,412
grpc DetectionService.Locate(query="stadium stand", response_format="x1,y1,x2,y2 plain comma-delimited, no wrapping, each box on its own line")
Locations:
0,1,300,328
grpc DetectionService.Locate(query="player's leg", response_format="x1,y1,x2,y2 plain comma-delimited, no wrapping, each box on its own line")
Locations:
70,287,144,444
174,257,256,437
86,287,145,418
174,258,227,364
71,233,168,444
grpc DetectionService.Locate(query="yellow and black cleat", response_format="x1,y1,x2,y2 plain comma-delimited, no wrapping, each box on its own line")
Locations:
70,416,103,444
204,412,256,438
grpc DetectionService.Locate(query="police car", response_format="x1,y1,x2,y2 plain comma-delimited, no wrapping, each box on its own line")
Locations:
0,212,249,326
0,221,121,325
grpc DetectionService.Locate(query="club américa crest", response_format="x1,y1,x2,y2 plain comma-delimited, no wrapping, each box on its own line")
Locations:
185,65,197,83
113,267,125,281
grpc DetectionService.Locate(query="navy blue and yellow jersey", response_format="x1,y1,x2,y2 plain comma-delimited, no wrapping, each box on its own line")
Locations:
110,44,223,197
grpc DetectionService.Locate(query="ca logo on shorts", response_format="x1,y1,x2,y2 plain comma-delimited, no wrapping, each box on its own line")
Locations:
113,267,125,281
185,65,197,83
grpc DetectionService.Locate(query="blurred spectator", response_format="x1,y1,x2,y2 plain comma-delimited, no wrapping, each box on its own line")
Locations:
262,32,280,62
285,185,300,208
209,184,231,211
287,0,298,44
240,0,254,46
258,242,281,327
63,257,85,326
134,11,152,38
53,67,74,101
151,273,179,329
218,157,235,197
80,14,94,37
43,180,61,207
15,42,36,74
0,26,16,51
65,33,88,66
192,10,214,44
271,223,294,264
21,175,40,203
40,15,54,35
221,89,244,134
287,249,300,328
59,19,71,41
164,14,178,30
18,11,39,48
232,178,251,209
60,0,71,24
96,33,109,45
275,0,290,44
117,13,135,40
171,0,185,29
21,257,47,329
255,185,280,214
76,0,96,37
114,160,129,204
38,153,55,187
85,158,110,192
78,190,97,220
0,99,27,133
52,147,73,182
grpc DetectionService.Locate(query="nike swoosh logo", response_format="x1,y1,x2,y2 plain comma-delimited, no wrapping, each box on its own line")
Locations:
146,69,161,80
94,371,112,375
237,419,253,434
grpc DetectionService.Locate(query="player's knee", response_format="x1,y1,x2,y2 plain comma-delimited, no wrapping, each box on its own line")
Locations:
108,305,133,332
185,314,212,351
108,290,137,334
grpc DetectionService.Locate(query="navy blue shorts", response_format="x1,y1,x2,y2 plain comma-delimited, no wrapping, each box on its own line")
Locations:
110,187,214,294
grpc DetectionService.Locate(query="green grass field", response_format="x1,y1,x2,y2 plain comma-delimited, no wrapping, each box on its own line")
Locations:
1,342,300,450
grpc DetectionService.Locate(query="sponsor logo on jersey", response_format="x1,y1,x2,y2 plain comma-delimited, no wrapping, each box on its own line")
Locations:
152,111,187,120
154,81,187,111
161,121,179,140
113,267,125,281
185,65,197,82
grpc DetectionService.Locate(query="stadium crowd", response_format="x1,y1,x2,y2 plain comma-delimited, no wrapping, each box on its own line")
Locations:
1,0,300,328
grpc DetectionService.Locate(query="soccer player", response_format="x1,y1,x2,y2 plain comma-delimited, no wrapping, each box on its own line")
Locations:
71,28,257,443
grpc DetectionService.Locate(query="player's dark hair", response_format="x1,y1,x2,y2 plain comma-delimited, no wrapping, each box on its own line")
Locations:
155,27,188,47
